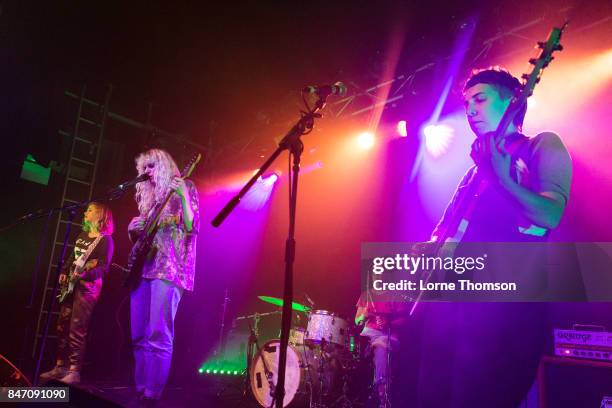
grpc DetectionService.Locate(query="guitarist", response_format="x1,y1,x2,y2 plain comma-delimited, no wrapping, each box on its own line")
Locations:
127,148,199,403
40,202,114,384
417,68,572,407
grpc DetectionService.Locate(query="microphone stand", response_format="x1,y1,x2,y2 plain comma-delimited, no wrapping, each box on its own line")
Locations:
0,185,132,384
212,96,327,408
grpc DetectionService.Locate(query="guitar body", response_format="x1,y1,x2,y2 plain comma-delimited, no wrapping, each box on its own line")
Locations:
123,153,201,291
58,257,97,303
124,225,159,290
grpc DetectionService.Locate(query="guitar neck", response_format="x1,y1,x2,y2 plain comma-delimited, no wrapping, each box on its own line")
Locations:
145,191,176,234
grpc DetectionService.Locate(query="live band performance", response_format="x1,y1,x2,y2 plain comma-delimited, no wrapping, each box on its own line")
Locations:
1,1,612,407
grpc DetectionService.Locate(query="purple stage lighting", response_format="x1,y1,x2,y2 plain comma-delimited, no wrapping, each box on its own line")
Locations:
242,173,279,211
422,123,454,157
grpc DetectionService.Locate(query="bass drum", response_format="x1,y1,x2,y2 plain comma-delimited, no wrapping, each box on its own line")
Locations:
250,340,306,408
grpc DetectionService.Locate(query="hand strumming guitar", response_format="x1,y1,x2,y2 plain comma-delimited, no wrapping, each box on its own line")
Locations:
60,259,99,284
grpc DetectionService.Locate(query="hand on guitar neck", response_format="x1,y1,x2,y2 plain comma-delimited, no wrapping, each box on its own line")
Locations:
470,132,512,185
128,217,146,243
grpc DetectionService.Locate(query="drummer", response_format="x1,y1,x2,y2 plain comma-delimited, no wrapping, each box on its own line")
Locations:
355,290,409,407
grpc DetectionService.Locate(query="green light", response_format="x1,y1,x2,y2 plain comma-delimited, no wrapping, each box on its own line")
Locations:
213,370,218,374
198,368,204,374
206,369,211,374
20,154,50,186
233,370,238,375
220,370,225,374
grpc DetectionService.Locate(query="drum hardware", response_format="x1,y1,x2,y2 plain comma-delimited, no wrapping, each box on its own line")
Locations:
235,311,282,337
243,302,374,408
214,289,231,357
233,311,281,402
246,319,277,405
304,292,315,309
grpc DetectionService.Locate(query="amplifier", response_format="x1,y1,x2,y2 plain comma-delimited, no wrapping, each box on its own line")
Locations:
554,328,612,361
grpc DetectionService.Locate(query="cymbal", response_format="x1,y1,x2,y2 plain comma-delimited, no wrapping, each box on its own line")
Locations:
258,295,311,312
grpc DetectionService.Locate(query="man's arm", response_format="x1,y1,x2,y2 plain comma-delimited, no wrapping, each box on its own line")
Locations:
497,179,566,229
490,132,571,230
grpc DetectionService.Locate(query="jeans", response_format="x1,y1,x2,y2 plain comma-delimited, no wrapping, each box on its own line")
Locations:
131,278,183,399
361,326,399,385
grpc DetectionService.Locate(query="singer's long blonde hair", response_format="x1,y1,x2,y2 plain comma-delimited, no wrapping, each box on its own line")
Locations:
134,149,180,216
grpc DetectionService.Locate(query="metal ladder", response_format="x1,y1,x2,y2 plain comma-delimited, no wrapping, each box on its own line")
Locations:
32,84,113,357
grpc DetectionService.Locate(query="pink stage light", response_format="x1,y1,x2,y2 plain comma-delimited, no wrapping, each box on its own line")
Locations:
396,120,408,137
242,173,279,211
357,132,376,150
422,124,454,158
262,173,279,186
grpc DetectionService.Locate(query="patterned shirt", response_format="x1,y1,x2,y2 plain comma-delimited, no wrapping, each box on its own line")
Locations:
130,180,200,291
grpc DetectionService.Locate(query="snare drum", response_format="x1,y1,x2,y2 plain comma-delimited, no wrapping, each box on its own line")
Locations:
305,310,349,349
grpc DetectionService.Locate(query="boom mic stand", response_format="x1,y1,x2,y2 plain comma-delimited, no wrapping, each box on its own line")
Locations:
212,93,330,408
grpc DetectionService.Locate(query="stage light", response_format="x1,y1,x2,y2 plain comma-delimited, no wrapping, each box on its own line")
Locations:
422,124,454,157
241,172,279,211
528,98,537,110
396,120,408,137
262,173,279,186
198,368,204,374
357,132,376,150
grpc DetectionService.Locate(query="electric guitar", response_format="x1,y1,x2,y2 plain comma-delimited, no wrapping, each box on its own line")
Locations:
123,153,201,290
58,252,99,303
410,23,567,314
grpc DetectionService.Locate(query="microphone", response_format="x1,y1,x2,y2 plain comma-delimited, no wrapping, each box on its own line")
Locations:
116,174,150,190
302,82,347,98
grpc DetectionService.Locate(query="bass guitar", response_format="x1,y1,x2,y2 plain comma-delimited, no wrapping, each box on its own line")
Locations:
410,23,567,314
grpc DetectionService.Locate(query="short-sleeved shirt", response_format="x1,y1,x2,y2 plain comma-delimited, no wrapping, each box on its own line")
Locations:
432,132,572,242
138,180,200,291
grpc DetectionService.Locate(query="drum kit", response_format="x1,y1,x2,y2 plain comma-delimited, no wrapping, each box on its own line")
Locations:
241,295,372,408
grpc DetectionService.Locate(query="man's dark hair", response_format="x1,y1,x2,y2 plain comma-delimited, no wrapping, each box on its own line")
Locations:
464,67,526,128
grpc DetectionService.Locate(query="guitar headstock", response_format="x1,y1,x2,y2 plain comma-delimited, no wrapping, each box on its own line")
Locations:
519,22,568,101
180,153,202,179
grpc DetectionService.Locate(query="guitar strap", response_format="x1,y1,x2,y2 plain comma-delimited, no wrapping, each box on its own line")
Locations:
73,235,104,271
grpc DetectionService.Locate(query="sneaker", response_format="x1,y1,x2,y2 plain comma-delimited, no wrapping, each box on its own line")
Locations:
39,365,67,381
59,370,80,384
